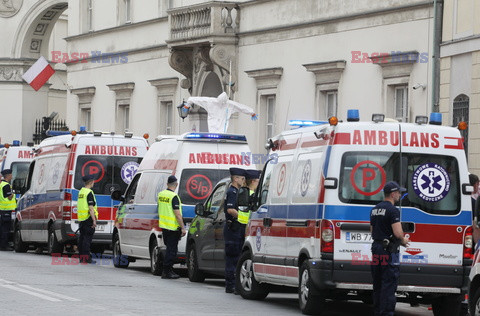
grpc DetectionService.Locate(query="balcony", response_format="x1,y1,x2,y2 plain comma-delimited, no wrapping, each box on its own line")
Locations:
167,1,239,47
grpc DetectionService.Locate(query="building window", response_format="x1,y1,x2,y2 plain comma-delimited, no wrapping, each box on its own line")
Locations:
325,91,338,118
159,101,173,135
394,86,408,122
125,0,131,23
264,95,276,139
159,0,173,17
116,103,130,133
81,108,91,130
453,94,470,157
87,0,93,31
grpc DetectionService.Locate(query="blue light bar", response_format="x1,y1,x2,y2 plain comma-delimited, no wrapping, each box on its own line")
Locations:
347,109,360,122
289,120,326,127
46,130,72,137
79,126,87,132
12,140,21,146
184,133,247,141
429,112,442,125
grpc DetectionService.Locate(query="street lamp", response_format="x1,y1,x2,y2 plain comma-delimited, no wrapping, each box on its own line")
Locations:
177,100,190,121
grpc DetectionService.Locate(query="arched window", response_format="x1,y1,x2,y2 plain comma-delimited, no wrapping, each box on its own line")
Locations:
453,94,469,157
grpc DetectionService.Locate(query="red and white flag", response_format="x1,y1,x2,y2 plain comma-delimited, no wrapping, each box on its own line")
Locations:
22,56,55,91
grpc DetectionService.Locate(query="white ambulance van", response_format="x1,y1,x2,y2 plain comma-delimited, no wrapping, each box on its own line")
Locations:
238,113,472,316
0,141,34,198
111,132,255,275
0,141,34,238
14,131,148,254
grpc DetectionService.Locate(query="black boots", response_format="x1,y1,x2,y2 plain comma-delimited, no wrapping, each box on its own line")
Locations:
161,270,180,279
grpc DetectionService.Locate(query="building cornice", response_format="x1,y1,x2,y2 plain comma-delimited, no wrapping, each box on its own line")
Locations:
238,1,433,36
64,16,168,42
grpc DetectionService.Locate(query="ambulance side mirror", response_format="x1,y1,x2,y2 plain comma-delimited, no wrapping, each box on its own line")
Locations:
463,184,474,195
111,190,124,202
195,203,206,217
237,188,250,207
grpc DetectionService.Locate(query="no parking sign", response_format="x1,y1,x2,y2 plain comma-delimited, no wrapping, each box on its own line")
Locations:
350,160,386,196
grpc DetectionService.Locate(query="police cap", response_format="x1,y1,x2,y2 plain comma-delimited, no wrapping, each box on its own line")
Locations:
82,174,95,182
245,170,261,180
1,169,12,176
383,181,406,194
229,167,246,177
167,175,177,184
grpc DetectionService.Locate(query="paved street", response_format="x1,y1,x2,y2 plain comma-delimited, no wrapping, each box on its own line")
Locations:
0,251,433,316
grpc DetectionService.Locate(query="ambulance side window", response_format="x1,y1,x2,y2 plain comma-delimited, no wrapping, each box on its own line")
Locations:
259,160,275,205
124,174,140,205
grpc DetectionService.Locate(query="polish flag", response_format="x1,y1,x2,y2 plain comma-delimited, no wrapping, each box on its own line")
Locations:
22,56,55,91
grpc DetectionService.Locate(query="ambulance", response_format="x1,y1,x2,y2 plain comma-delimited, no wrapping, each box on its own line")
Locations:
111,132,255,275
0,141,34,239
13,131,148,255
0,141,34,197
238,112,472,316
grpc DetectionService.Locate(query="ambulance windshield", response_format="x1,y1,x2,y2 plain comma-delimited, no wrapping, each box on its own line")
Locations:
178,168,231,205
11,162,30,185
74,155,143,195
339,152,460,215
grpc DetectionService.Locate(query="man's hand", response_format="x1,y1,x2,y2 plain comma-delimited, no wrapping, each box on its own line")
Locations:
181,227,187,237
92,221,97,229
401,236,410,247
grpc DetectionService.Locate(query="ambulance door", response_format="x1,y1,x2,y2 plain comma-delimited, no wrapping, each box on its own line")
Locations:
118,173,140,256
260,154,292,282
17,161,36,241
287,151,323,285
29,157,50,242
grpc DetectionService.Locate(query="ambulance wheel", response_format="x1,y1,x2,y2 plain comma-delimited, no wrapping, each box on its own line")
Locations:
299,261,325,315
432,294,462,316
236,251,269,300
150,242,163,276
112,234,129,268
187,245,205,282
48,225,63,255
13,225,28,253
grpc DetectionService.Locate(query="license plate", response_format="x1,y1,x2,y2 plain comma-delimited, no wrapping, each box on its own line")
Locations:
345,232,372,243
96,225,105,231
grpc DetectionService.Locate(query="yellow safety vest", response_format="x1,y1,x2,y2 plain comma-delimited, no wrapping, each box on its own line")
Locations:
158,189,182,231
238,189,254,225
0,180,16,210
77,187,98,221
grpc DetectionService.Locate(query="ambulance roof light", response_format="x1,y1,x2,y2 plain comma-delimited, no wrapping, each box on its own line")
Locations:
12,140,21,146
124,131,133,138
415,115,429,125
372,114,385,123
184,133,247,142
429,112,442,125
347,109,360,122
288,120,326,127
458,121,468,131
79,126,87,134
328,116,338,126
93,131,102,136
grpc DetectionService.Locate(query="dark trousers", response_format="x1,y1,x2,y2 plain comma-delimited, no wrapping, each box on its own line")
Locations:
162,229,181,272
0,210,12,249
371,242,400,316
224,222,243,290
78,218,95,260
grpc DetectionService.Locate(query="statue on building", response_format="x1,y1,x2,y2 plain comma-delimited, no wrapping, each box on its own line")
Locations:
0,0,15,12
183,92,258,133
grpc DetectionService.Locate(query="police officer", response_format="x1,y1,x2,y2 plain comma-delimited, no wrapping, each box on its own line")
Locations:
224,167,246,293
238,170,261,234
370,181,410,316
158,175,186,279
77,175,98,263
0,169,15,251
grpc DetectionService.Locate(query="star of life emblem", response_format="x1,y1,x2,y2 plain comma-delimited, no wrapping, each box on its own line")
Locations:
412,163,450,202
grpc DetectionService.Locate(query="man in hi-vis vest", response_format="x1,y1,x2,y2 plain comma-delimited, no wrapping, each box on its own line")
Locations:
77,175,98,263
158,175,186,279
0,169,16,251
